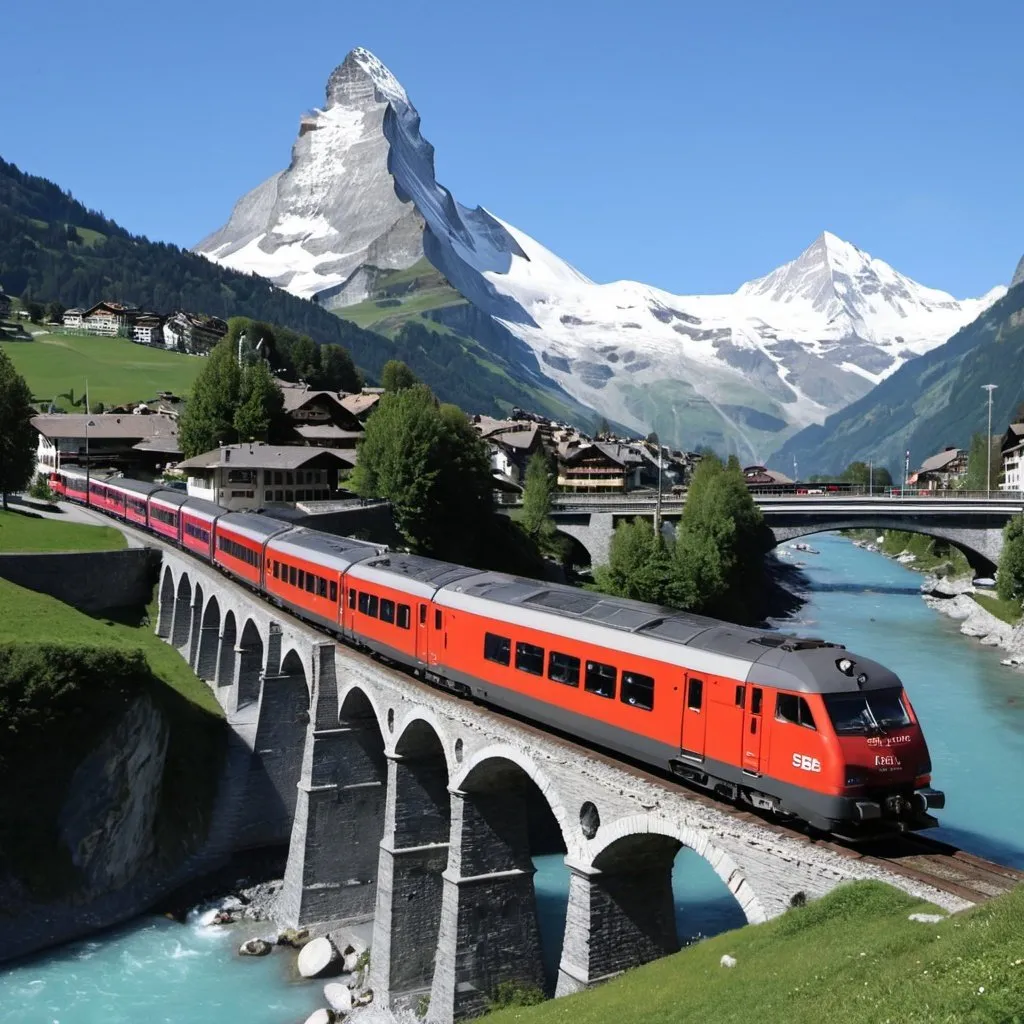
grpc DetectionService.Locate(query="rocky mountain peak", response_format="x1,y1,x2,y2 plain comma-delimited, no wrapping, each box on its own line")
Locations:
1012,254,1024,290
326,47,410,110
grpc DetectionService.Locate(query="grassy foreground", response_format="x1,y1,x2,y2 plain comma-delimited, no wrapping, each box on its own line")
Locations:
0,332,202,406
971,591,1024,626
484,882,1024,1024
0,509,126,552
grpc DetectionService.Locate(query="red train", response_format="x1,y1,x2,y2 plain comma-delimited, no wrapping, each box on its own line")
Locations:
50,467,944,836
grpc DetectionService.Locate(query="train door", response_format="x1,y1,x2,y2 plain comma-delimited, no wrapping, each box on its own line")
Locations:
680,674,707,759
742,685,764,774
428,605,445,666
415,603,430,663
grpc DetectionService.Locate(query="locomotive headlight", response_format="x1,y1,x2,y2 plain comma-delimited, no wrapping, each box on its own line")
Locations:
837,658,854,675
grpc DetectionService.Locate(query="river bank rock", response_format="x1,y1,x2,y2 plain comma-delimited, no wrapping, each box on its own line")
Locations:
298,936,342,978
238,937,273,956
303,1010,337,1024
324,982,353,1013
277,927,310,949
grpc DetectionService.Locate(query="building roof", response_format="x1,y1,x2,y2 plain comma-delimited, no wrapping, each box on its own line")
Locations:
175,443,357,472
279,385,347,415
918,447,964,474
339,392,381,418
490,424,539,451
293,423,364,442
31,413,178,442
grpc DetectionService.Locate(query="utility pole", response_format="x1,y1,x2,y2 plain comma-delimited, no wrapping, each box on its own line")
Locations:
903,450,910,498
793,455,798,485
982,384,998,498
654,445,663,541
84,418,95,503
868,460,873,496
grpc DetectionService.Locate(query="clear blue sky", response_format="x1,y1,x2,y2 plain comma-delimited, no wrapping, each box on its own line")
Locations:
4,0,1021,297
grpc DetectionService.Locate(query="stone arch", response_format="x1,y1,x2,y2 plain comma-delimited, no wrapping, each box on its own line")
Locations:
433,750,571,1018
374,716,452,1003
770,520,999,575
170,572,192,649
195,594,221,682
188,582,205,669
216,609,237,694
156,565,175,638
236,618,264,709
240,646,310,848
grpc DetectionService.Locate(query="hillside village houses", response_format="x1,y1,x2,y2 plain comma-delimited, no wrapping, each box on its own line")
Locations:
60,302,228,354
909,446,969,490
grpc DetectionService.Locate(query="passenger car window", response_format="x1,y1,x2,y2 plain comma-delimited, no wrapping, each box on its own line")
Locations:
380,599,395,624
484,632,511,666
687,678,703,711
515,641,545,676
621,672,654,710
397,604,410,629
548,651,580,686
329,581,338,603
584,661,616,699
776,693,817,730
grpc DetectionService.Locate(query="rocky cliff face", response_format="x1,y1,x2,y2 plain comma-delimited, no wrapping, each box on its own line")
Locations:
1012,255,1024,290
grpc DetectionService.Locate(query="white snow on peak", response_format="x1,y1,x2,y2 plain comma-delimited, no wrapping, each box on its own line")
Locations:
347,46,411,108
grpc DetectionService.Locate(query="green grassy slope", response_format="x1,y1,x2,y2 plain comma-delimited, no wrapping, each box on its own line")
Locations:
0,509,126,552
484,882,1024,1024
1,332,202,406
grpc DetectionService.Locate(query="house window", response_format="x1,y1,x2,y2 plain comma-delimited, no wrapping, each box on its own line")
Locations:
286,472,294,485
274,471,283,485
380,598,395,624
584,661,616,699
275,490,284,502
687,678,703,711
285,490,294,502
397,604,411,629
621,672,655,710
776,693,816,730
515,641,545,676
548,651,580,686
484,632,511,666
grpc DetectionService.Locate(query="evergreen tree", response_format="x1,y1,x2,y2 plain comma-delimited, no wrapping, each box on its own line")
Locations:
24,300,44,323
841,460,894,490
178,337,242,457
0,349,36,509
997,515,1024,604
963,432,1001,491
319,344,362,393
380,359,419,393
520,451,557,548
234,360,285,443
44,300,65,324
594,518,671,604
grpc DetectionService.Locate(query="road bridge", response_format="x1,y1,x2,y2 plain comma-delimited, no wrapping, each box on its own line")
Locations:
542,494,1024,573
149,546,1013,1021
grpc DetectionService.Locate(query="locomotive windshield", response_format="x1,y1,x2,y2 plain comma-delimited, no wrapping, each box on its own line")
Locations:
824,690,911,735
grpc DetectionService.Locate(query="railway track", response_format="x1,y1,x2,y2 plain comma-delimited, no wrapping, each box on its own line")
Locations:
74,506,1024,910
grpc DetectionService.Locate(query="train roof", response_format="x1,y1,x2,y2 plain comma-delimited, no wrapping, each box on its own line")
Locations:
268,528,384,573
181,496,225,520
150,489,190,508
349,552,481,600
109,477,164,498
217,512,294,544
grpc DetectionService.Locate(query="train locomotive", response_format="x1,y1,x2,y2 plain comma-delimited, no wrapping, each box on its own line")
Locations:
50,467,945,836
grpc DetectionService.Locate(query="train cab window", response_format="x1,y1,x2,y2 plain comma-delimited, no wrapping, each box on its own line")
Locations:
585,661,616,699
317,577,327,598
435,609,442,630
687,678,704,711
349,588,356,609
380,599,395,624
751,687,763,715
775,693,817,730
397,604,411,629
515,641,545,676
621,672,655,711
547,651,580,686
330,581,338,602
735,684,745,709
484,632,511,666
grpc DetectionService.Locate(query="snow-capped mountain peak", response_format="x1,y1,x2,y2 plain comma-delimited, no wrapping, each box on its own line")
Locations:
195,48,1005,461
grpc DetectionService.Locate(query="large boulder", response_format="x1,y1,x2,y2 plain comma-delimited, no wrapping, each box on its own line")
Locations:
298,936,342,978
303,1011,337,1024
239,938,273,957
277,927,311,949
324,983,353,1014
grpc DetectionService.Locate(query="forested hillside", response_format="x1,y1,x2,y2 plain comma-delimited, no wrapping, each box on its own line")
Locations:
777,281,1024,477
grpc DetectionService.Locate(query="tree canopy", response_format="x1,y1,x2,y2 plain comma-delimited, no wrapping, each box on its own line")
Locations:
519,450,560,555
998,515,1024,604
841,460,894,490
0,349,36,508
348,384,493,560
234,360,286,443
962,433,1002,492
380,359,419,393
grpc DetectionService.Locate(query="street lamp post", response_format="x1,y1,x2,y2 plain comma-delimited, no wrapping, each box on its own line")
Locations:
654,446,663,540
982,384,998,498
84,418,95,503
868,460,873,497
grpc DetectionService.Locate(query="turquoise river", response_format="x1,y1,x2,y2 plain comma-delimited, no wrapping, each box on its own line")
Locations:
2,533,1023,1023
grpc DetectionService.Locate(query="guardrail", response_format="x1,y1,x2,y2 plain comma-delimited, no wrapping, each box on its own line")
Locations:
543,489,1024,506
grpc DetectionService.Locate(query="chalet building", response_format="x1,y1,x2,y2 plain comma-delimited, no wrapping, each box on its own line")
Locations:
0,287,10,320
62,308,84,329
913,446,969,490
79,301,138,336
743,465,794,488
339,389,383,423
163,312,228,354
132,313,165,346
278,382,365,449
1001,426,1024,491
557,442,643,492
174,443,357,511
32,412,180,479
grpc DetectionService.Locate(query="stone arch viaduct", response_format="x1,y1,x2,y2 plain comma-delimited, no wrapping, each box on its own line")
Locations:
156,549,971,1021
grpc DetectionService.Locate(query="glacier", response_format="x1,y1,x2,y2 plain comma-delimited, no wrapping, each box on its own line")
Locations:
195,47,1005,460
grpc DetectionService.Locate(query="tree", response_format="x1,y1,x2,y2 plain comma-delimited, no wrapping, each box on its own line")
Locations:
594,416,611,439
963,432,1001,492
0,349,36,509
380,359,419,393
234,360,285,443
24,300,44,323
519,451,557,550
841,460,893,490
44,301,65,324
319,343,362,393
178,337,242,457
350,384,493,558
594,517,672,604
997,515,1024,604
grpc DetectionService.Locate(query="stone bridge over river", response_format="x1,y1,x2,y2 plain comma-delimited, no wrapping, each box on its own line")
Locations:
157,549,971,1020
